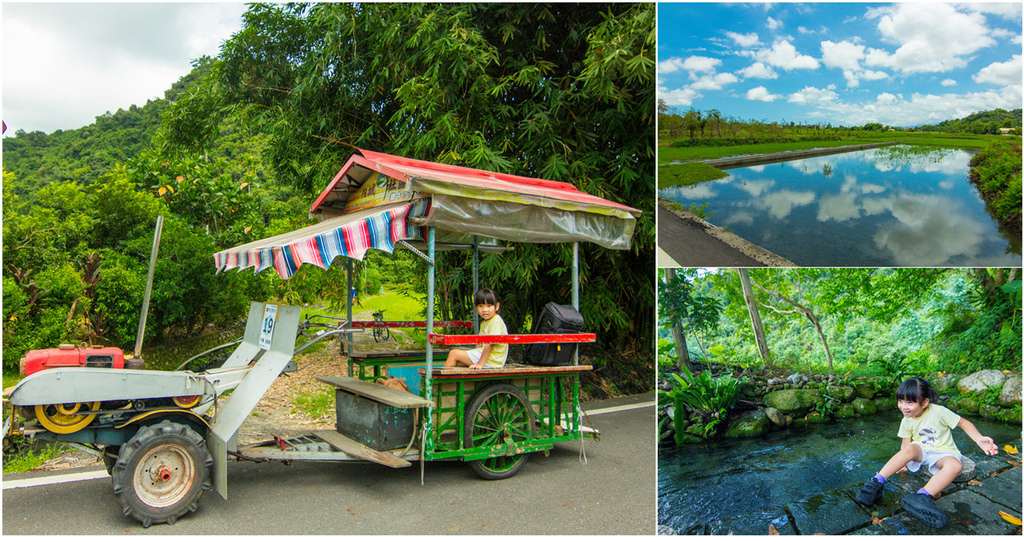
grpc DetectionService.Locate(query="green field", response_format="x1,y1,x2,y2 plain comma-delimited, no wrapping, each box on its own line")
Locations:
658,131,1003,165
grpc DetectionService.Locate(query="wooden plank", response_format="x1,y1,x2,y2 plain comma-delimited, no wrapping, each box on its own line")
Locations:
316,376,434,409
349,350,426,360
313,430,411,468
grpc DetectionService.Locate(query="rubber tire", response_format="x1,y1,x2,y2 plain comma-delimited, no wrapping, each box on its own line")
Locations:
463,383,535,480
102,445,120,476
112,420,212,527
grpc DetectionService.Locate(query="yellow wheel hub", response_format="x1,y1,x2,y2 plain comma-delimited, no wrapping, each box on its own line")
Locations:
35,401,100,434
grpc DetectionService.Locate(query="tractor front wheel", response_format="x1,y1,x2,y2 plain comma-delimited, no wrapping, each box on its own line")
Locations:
112,420,212,527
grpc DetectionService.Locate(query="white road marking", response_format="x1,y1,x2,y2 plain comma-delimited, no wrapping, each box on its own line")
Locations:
585,400,656,416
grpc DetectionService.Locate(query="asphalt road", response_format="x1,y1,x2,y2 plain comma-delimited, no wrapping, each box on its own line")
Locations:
3,393,656,535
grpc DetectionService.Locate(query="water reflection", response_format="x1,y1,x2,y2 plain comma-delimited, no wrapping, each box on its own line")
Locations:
660,146,1021,266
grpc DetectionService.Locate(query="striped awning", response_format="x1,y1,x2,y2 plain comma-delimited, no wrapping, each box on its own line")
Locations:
213,202,425,279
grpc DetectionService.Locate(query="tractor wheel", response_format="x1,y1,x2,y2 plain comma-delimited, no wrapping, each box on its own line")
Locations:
35,401,100,434
463,383,535,480
112,420,212,527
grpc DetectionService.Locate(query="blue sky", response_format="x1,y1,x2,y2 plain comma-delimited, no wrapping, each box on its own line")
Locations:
658,3,1023,127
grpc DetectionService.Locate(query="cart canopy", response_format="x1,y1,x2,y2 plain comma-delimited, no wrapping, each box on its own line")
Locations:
214,149,640,279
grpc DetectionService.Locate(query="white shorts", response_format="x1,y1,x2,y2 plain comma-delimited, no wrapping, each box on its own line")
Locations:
907,442,962,476
465,348,492,368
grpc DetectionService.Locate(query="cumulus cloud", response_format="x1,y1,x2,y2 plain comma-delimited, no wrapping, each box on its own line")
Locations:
866,3,997,74
690,72,740,91
726,31,760,48
739,62,778,79
821,40,865,70
767,17,783,31
941,79,958,86
788,86,838,105
659,86,701,107
758,40,820,71
973,55,1023,86
747,86,782,102
682,56,722,74
658,57,688,74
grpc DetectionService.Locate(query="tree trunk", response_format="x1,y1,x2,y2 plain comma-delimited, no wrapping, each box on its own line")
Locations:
738,269,771,368
664,268,693,372
751,279,835,374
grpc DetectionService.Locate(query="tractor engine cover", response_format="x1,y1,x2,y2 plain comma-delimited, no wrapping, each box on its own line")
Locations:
20,344,137,377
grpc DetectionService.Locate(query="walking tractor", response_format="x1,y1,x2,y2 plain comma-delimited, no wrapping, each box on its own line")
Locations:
2,149,641,527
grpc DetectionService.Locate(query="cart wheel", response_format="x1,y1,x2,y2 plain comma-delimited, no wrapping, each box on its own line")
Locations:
463,383,535,480
112,420,212,527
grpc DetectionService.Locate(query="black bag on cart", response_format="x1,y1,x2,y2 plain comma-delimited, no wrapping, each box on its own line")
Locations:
524,302,585,366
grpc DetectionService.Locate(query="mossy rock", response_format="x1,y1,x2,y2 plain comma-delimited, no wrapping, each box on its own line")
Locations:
836,403,856,419
979,403,1002,420
852,397,877,415
764,389,819,414
826,385,855,403
724,410,769,438
874,397,895,412
804,412,829,424
958,397,981,415
853,382,876,400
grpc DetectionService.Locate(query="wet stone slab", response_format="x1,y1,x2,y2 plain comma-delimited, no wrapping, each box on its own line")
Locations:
788,490,873,535
851,488,1022,535
972,466,1022,512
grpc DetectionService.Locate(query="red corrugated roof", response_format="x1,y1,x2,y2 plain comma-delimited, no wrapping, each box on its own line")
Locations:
309,148,641,217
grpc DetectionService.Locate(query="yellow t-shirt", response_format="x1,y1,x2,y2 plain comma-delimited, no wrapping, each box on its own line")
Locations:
478,314,508,368
897,404,962,454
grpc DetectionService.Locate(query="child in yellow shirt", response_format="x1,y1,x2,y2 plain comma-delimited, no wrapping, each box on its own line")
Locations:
444,288,507,369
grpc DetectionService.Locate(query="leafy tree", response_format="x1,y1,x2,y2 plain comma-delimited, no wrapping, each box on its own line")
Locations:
203,3,655,352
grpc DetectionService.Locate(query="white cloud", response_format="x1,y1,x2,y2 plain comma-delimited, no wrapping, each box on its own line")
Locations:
739,62,778,79
747,86,781,102
658,57,688,74
821,40,865,71
867,3,997,74
973,55,1023,86
682,56,722,74
4,3,245,134
660,86,701,107
767,17,783,32
726,31,760,48
788,86,838,105
876,93,901,105
758,40,820,71
690,72,740,91
941,79,958,86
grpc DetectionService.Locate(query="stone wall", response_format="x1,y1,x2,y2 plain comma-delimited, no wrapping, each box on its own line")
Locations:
720,369,1022,439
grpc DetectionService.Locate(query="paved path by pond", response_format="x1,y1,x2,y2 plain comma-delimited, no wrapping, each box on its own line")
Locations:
657,201,795,268
776,457,1021,535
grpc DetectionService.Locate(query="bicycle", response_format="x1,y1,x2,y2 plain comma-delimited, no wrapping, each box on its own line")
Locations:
372,310,390,342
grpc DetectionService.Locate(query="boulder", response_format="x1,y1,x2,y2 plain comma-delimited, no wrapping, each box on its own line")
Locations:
765,389,819,414
979,403,1002,420
805,412,829,423
957,397,980,415
764,406,787,427
934,374,958,392
953,456,976,483
999,375,1021,407
853,382,876,400
836,403,856,419
852,398,877,416
826,385,855,403
874,397,895,412
724,410,769,438
957,370,1007,396
787,373,808,385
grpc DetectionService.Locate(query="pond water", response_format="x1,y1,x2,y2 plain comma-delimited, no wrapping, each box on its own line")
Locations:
660,146,1022,266
658,411,1022,535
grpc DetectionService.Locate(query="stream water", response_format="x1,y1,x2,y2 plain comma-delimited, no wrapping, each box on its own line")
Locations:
659,145,1022,267
658,411,1022,535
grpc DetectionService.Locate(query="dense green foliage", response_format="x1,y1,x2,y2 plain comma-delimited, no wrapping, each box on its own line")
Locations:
660,368,743,441
969,140,1022,232
658,269,1022,378
1,4,655,376
205,3,656,350
921,108,1023,135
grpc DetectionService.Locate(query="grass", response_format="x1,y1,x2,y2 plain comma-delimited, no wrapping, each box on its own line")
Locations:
292,384,335,420
3,437,68,473
658,131,1005,165
659,162,729,188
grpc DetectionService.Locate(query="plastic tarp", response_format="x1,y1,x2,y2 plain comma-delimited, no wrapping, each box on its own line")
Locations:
213,202,428,279
310,149,641,250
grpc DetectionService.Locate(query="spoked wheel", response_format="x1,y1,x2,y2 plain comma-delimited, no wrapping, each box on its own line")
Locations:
463,383,536,480
112,420,212,527
34,401,100,434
